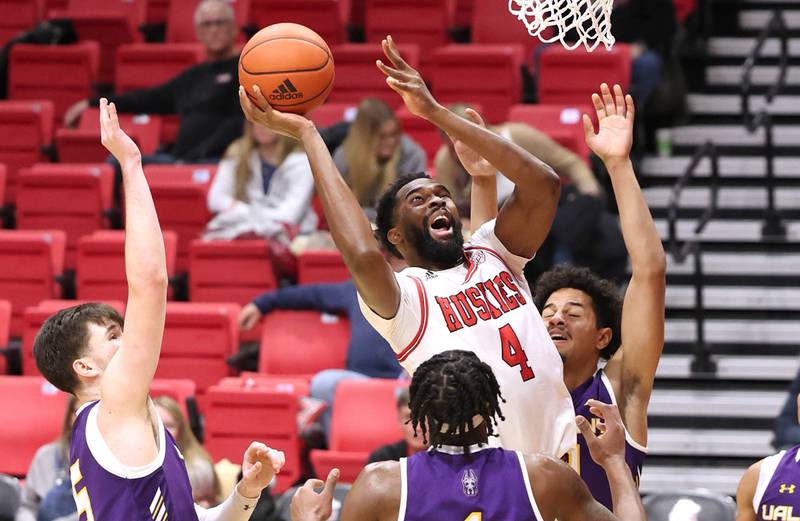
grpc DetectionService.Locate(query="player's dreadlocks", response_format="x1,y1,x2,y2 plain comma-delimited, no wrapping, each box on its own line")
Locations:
409,350,506,450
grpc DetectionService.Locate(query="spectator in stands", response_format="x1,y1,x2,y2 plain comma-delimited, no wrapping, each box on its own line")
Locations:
773,368,800,449
333,98,426,209
238,266,406,441
367,388,428,463
15,397,78,521
153,396,221,507
204,121,317,241
63,0,242,169
435,103,600,213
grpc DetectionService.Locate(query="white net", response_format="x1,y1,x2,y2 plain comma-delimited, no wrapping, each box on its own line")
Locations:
508,0,615,52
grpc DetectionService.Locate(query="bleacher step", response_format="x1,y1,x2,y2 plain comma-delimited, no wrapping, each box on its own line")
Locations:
707,65,800,87
657,354,800,381
665,285,800,310
665,318,800,345
648,428,773,457
645,186,800,210
642,156,800,179
739,9,800,31
708,37,800,58
688,93,800,116
665,251,800,276
654,218,800,242
640,465,745,496
649,388,784,418
670,124,800,146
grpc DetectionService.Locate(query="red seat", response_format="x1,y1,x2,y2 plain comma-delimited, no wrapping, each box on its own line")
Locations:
157,302,239,395
0,300,10,374
432,44,524,124
364,0,454,74
50,0,147,83
142,164,216,271
307,103,358,129
0,0,42,47
76,230,178,301
454,0,472,26
145,0,169,24
43,0,67,16
310,379,406,483
538,44,631,105
21,299,125,375
189,238,277,304
8,42,99,125
0,231,66,337
204,382,300,493
57,107,162,162
507,104,592,165
150,378,197,420
0,100,54,204
248,0,347,45
297,250,349,285
0,164,6,218
0,376,69,476
16,164,114,268
166,0,249,43
327,44,420,107
471,0,547,63
223,373,310,397
396,107,440,164
259,310,349,379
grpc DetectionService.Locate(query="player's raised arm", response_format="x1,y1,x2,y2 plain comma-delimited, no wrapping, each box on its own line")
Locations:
98,99,168,416
238,86,400,319
589,84,666,446
376,36,559,258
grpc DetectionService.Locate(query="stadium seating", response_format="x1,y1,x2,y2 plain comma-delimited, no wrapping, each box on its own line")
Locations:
0,231,66,337
223,372,311,397
0,164,6,220
307,102,358,128
43,0,68,16
258,310,349,379
166,0,249,43
297,250,349,285
0,100,54,204
16,163,115,268
189,238,277,302
21,299,125,376
454,0,473,26
507,104,592,165
8,42,99,124
50,0,148,83
76,230,178,301
247,0,347,45
538,44,631,105
431,44,524,124
145,0,169,24
204,380,301,493
142,164,216,271
471,0,547,62
396,106,441,164
0,0,41,47
150,378,198,423
156,302,239,394
310,379,407,483
327,44,420,107
0,376,69,476
0,300,10,374
57,107,162,162
364,0,454,74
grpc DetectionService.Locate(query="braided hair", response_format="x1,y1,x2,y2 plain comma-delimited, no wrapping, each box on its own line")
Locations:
409,350,506,450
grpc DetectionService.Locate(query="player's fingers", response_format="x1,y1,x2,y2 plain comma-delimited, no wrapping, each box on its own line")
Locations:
576,415,597,441
238,86,258,118
625,94,635,122
601,83,615,115
582,114,595,140
321,468,340,498
302,478,324,490
464,108,486,128
596,421,608,434
382,35,412,71
385,77,414,92
613,84,625,117
251,85,272,112
592,93,606,120
375,60,415,83
269,449,285,472
245,460,262,479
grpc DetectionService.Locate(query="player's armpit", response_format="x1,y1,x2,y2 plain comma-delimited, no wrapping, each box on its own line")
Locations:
735,461,761,521
340,462,402,521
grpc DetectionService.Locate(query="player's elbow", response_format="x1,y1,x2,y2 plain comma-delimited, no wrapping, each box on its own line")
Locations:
346,247,386,274
635,248,667,280
521,160,560,197
128,266,169,293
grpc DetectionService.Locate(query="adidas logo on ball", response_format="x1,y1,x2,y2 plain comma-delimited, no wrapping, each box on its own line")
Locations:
270,79,303,101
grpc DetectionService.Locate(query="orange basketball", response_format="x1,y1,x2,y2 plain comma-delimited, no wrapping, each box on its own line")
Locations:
238,23,335,115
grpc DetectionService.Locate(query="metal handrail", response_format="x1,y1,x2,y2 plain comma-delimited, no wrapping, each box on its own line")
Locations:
667,141,720,374
740,9,788,238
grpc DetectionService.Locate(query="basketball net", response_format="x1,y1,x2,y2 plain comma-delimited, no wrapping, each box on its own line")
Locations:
508,0,615,52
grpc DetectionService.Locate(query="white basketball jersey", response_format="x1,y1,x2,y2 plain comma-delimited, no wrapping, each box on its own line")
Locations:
359,220,577,458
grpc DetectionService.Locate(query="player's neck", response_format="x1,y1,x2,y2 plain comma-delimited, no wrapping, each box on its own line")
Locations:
75,383,102,407
563,359,600,392
405,253,465,272
437,423,489,447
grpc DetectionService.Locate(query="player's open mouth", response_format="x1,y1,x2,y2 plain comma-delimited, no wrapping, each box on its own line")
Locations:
429,212,453,240
549,331,569,343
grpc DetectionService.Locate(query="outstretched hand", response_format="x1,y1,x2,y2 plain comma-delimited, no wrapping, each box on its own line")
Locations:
290,469,340,521
238,85,315,140
576,400,626,470
375,35,439,120
583,83,634,164
450,108,496,178
237,441,286,499
99,98,141,164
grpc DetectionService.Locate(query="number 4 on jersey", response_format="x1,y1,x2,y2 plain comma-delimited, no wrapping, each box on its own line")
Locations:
499,324,534,381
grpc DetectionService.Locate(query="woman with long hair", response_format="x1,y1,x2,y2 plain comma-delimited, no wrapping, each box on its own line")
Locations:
153,396,222,508
205,121,318,240
333,98,426,208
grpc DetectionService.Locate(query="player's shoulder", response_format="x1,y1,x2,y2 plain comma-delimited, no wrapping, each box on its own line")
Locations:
356,460,402,495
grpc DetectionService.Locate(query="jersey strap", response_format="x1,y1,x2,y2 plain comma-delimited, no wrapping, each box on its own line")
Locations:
397,276,429,363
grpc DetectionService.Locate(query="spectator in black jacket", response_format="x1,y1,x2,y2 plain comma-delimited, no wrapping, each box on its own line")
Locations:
63,0,242,164
367,388,428,464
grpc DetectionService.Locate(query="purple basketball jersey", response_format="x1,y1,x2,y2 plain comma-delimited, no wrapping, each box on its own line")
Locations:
401,445,542,521
756,446,800,521
570,369,646,510
69,401,198,521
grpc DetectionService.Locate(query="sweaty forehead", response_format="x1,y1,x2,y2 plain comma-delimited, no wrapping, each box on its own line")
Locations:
396,177,440,201
545,287,593,306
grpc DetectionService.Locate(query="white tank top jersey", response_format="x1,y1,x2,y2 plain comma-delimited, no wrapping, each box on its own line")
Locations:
359,219,577,458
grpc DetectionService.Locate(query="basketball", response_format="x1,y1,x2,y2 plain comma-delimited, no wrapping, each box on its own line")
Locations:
238,23,335,115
